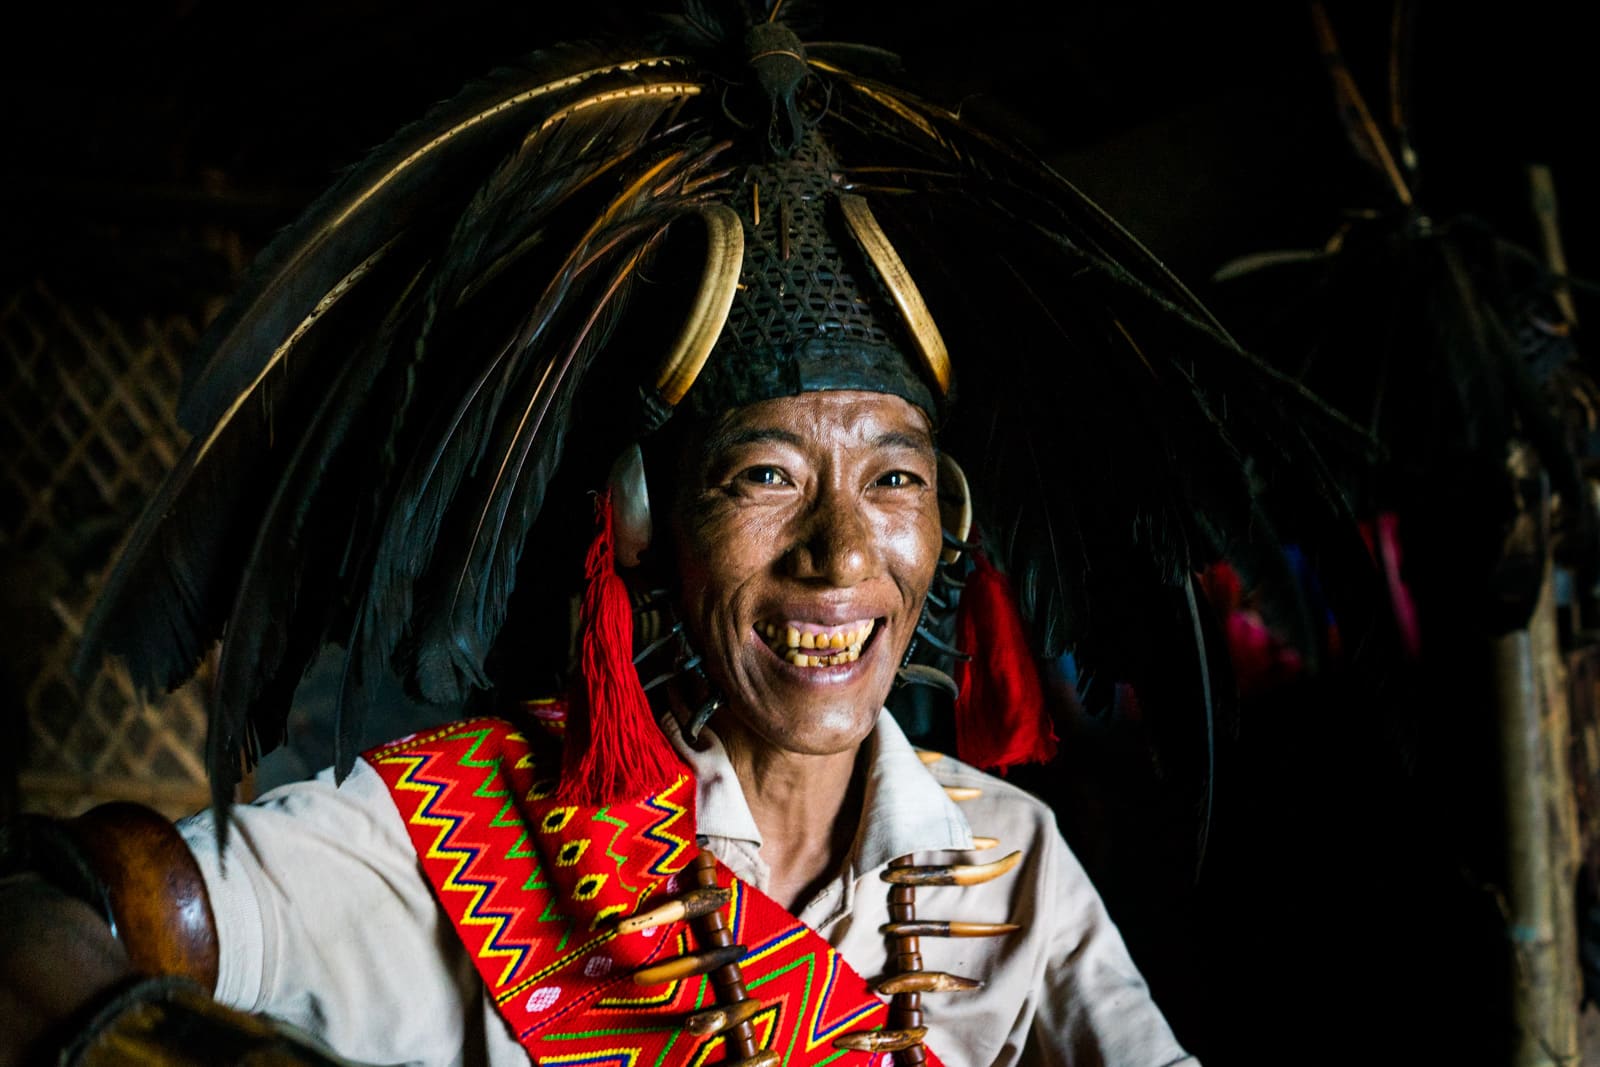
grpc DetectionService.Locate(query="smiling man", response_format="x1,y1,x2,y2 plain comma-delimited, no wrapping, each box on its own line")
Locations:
0,5,1282,1065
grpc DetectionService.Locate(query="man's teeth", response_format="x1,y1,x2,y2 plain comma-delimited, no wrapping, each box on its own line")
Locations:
759,619,875,667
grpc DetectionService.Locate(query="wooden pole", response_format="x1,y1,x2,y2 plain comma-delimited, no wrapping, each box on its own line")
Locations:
1497,443,1581,1067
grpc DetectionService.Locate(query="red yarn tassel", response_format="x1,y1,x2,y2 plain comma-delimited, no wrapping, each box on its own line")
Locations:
558,490,687,803
953,549,1058,773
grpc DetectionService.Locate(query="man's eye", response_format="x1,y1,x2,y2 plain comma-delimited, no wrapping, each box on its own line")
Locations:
876,470,924,489
739,466,787,486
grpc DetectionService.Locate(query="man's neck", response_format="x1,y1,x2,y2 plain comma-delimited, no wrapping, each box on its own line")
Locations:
718,724,869,912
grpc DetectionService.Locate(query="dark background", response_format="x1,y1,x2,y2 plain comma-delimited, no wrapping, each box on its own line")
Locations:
5,1,1594,295
4,2,1597,1064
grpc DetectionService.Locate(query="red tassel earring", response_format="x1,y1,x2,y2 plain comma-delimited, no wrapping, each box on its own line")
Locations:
951,541,1059,773
558,488,688,804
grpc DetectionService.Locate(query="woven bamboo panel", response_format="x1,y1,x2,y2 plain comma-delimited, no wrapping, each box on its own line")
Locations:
2,281,212,819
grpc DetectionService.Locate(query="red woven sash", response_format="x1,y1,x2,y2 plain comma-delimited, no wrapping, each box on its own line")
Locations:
367,716,941,1067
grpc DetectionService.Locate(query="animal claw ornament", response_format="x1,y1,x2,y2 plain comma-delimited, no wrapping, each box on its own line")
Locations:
683,997,765,1037
874,971,984,995
879,921,1020,938
615,886,732,935
630,943,748,985
831,1026,929,1052
879,850,1023,887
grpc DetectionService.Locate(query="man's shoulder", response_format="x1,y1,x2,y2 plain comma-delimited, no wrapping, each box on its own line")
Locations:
364,706,563,762
916,749,1064,846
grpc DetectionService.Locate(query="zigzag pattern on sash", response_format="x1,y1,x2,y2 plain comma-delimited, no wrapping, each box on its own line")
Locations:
367,718,942,1067
639,786,694,877
369,719,693,1027
379,728,534,988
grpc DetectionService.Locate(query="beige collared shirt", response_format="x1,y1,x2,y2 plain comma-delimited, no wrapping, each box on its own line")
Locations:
181,711,1196,1067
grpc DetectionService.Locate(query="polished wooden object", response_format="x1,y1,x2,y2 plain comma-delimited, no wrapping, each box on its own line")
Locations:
66,802,219,993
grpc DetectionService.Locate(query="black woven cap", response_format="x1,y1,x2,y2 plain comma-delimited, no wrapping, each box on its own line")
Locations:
684,138,938,421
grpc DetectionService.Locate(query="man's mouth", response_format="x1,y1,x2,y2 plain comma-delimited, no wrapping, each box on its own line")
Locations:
756,618,878,668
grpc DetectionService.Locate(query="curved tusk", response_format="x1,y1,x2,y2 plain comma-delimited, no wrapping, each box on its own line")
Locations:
631,943,746,985
616,886,731,935
880,850,1022,887
874,971,983,995
838,193,952,397
651,204,745,406
684,996,765,1036
879,920,1021,938
832,1027,928,1053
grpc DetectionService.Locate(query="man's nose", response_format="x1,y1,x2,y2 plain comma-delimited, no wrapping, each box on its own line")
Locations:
783,488,875,586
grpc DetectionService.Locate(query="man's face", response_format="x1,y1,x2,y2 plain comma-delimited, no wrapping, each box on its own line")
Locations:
672,390,942,756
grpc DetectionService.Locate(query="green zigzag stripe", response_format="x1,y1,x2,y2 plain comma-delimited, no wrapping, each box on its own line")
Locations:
451,726,512,801
591,807,644,895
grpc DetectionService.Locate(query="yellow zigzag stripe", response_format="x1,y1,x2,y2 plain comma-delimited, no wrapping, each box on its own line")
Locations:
384,752,526,989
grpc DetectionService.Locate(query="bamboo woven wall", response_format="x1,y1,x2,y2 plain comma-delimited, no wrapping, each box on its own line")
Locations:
1,280,218,819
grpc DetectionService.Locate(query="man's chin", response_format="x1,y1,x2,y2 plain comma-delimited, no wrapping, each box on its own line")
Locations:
720,692,882,760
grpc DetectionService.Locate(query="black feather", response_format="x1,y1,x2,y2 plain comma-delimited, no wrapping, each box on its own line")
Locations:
177,46,698,433
207,260,433,814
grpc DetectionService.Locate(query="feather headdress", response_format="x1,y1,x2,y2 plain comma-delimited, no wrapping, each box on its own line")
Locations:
75,1,1367,832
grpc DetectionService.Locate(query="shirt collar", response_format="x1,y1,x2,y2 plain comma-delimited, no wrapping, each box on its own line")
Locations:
661,708,974,871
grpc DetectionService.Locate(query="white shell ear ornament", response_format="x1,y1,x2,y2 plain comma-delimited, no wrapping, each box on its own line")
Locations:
936,453,974,565
610,444,721,743
607,443,653,570
895,453,976,698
